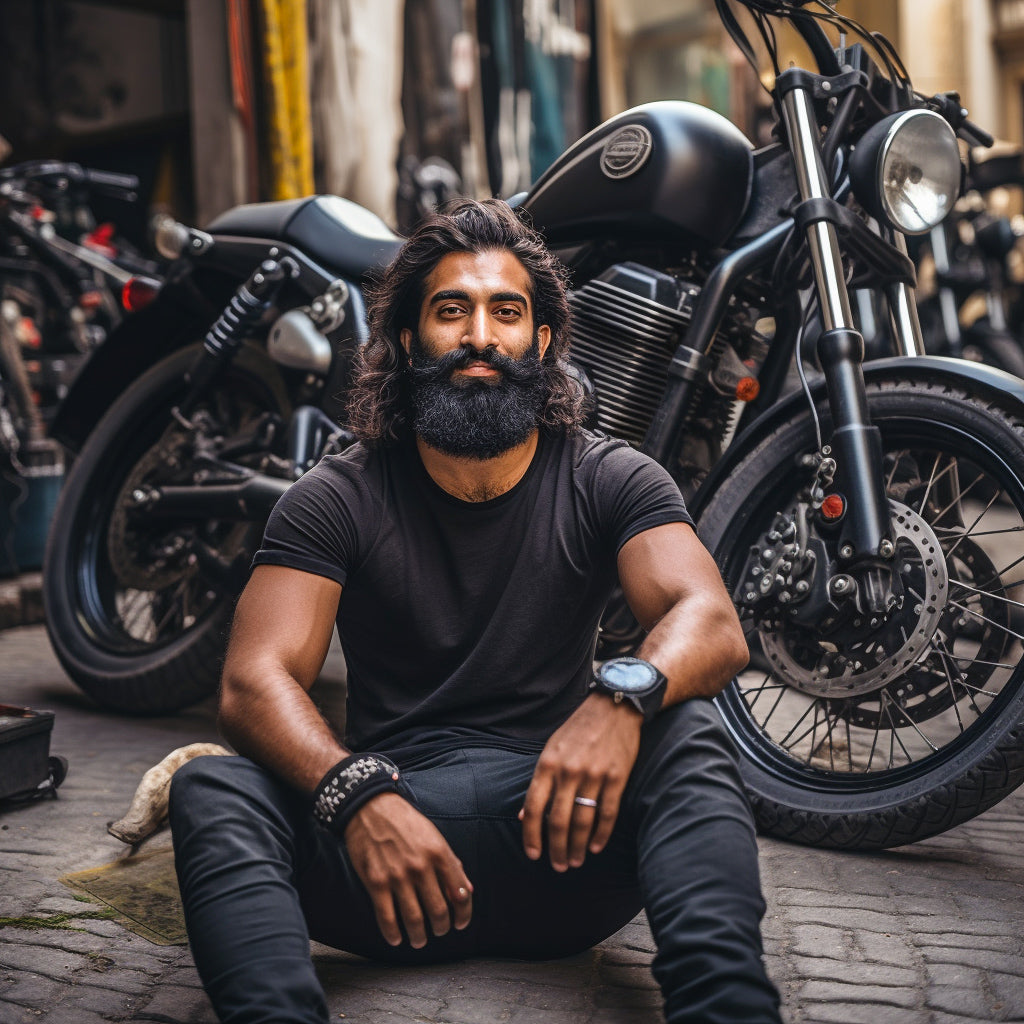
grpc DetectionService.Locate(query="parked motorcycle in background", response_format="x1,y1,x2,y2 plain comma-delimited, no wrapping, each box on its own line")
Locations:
0,160,161,575
916,145,1024,378
43,0,1024,851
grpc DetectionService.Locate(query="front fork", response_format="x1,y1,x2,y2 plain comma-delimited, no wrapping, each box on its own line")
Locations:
780,80,903,606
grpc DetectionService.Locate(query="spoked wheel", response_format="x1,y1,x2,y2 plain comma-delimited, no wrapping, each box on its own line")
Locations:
44,345,290,713
697,376,1024,849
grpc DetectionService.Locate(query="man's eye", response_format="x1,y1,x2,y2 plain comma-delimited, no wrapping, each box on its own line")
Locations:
496,306,521,318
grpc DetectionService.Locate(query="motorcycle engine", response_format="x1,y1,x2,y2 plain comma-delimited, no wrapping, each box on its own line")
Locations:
568,263,701,447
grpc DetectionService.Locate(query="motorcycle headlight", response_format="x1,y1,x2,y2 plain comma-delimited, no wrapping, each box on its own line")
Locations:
849,109,962,234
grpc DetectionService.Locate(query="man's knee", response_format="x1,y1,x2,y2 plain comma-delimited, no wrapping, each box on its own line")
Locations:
629,698,753,829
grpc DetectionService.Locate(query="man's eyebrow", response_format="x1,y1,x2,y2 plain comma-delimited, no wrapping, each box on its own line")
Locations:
428,289,529,306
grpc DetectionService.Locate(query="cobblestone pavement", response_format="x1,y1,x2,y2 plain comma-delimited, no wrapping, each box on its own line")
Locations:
1,622,1023,1024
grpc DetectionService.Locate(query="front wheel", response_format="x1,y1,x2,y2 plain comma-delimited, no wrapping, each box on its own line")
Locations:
44,345,290,714
698,376,1024,849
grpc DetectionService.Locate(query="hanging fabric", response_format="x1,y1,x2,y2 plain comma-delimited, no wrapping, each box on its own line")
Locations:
259,0,314,200
308,0,405,225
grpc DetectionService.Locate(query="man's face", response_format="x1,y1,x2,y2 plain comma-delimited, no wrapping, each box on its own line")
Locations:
400,250,553,460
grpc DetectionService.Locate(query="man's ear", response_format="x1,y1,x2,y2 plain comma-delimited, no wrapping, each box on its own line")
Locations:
537,324,552,361
400,328,412,357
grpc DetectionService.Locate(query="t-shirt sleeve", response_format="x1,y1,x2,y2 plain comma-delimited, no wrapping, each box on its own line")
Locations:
585,437,693,553
251,458,366,586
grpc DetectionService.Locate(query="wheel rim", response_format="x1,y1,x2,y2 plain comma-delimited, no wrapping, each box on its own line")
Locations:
67,367,282,656
716,411,1024,794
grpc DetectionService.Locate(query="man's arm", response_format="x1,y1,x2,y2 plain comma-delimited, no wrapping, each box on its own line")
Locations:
219,564,472,948
520,522,747,871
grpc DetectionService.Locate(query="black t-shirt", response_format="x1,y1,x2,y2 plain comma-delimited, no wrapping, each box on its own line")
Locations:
253,428,691,760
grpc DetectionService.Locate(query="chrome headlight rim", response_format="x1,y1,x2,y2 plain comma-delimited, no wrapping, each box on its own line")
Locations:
851,108,963,235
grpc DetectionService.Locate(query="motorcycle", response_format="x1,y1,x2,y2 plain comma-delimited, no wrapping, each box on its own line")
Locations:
916,145,1024,378
0,160,160,435
45,0,1024,850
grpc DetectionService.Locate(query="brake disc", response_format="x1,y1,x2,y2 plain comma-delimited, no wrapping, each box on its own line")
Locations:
837,534,1011,728
108,430,196,591
758,501,948,698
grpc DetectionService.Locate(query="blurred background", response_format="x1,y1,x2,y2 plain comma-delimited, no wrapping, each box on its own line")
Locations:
0,0,1015,239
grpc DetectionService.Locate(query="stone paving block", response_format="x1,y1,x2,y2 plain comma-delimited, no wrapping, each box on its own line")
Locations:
787,906,904,933
790,924,848,959
921,947,1024,974
593,984,663,1010
989,969,1024,1012
0,972,65,1011
853,930,919,967
132,983,217,1023
915,931,1018,952
797,1001,927,1024
926,983,999,1018
590,1009,664,1024
900,914,1012,937
772,890,893,912
798,979,920,1007
794,958,920,987
597,963,659,990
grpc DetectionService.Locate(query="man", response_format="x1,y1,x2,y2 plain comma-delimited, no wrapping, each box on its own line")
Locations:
169,199,781,1024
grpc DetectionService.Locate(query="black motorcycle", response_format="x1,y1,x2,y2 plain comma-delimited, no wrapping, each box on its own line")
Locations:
45,0,1024,850
916,145,1024,378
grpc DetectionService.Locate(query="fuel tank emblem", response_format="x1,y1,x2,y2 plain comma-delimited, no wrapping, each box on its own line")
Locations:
600,125,653,179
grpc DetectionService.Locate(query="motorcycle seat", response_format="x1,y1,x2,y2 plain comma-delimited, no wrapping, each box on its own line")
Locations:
207,196,405,278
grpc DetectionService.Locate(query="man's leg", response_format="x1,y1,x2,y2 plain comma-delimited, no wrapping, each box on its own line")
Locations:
626,698,781,1024
169,755,352,1024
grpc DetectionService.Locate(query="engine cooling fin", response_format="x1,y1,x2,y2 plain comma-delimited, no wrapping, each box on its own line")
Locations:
567,262,699,445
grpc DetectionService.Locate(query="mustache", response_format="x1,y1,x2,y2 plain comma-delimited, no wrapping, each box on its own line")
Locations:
408,338,543,388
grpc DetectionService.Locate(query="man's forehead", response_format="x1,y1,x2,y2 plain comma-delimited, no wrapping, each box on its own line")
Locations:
423,250,533,302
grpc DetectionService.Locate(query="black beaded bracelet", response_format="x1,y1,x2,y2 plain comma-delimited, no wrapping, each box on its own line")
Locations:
312,753,409,836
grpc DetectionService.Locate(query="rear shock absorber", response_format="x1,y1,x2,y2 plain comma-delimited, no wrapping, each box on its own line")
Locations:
177,257,299,421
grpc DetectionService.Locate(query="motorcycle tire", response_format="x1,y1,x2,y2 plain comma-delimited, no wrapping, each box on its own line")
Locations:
697,375,1024,849
44,344,290,714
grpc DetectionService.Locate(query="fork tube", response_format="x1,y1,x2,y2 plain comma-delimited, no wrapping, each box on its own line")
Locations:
781,87,855,331
886,233,926,356
780,79,892,565
929,223,964,351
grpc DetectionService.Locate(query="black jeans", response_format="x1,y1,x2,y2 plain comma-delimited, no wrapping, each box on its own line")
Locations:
169,699,780,1024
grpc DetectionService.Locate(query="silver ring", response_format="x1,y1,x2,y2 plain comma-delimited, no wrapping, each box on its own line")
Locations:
573,796,598,808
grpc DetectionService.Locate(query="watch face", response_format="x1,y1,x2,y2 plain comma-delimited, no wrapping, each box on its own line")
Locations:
599,658,659,694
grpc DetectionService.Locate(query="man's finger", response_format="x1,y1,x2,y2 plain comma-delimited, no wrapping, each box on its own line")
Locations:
444,878,474,931
418,873,454,939
566,791,601,867
370,886,403,947
588,784,624,855
393,882,429,949
545,783,578,872
520,772,553,860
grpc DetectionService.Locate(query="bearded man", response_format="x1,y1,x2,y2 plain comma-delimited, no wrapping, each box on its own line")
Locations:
169,199,781,1024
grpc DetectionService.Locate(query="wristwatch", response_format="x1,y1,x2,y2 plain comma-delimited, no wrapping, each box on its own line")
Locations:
590,657,667,724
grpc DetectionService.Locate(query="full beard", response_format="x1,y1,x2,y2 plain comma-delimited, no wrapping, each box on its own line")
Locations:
407,334,547,459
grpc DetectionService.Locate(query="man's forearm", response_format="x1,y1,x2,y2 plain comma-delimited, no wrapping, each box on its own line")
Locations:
219,666,350,794
636,594,749,708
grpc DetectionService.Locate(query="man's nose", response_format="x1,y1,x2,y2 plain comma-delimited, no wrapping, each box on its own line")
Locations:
463,308,495,351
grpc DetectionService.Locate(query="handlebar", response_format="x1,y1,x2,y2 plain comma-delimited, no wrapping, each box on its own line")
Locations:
928,91,993,148
0,160,139,200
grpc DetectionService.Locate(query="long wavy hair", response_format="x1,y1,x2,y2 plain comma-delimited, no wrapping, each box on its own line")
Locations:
346,198,583,445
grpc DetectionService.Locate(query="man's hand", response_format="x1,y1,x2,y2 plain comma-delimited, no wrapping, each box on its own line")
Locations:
519,695,642,872
344,792,473,949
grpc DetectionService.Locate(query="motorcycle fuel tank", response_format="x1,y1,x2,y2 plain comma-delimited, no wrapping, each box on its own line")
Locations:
521,101,754,248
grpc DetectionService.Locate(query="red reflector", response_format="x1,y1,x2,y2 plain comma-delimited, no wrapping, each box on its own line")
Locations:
122,276,162,312
821,494,846,520
79,290,104,310
16,317,41,348
735,376,760,402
